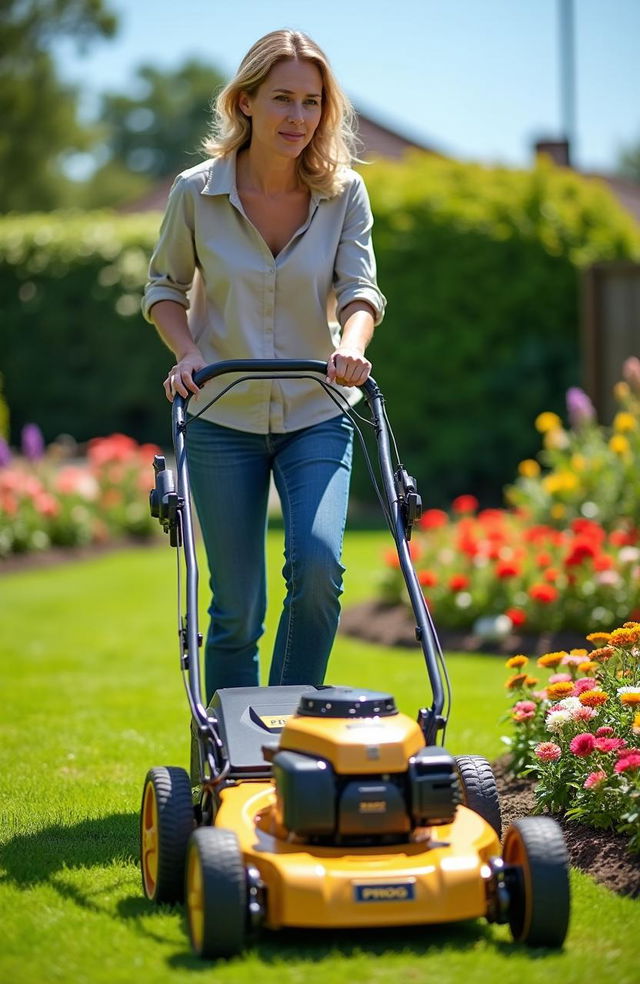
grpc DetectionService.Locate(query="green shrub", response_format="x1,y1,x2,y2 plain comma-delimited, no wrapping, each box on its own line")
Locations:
361,154,640,505
2,157,639,504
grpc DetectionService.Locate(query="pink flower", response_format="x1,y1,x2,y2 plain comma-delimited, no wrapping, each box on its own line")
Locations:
614,752,640,773
569,732,597,757
596,726,615,737
549,673,573,684
584,771,607,789
574,678,598,695
572,706,597,723
594,737,627,753
512,700,537,722
535,741,562,761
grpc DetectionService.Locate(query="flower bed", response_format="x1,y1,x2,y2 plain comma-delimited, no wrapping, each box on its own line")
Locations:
380,501,640,636
0,428,160,557
502,623,640,853
380,359,640,639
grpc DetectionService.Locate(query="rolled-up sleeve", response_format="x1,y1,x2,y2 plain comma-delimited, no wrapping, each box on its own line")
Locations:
333,173,386,326
141,175,197,323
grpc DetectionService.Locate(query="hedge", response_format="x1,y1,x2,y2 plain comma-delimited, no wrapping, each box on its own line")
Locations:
2,155,639,504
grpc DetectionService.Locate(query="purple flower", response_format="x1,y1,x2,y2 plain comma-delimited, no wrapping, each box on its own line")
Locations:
566,387,595,430
21,423,45,460
0,437,11,468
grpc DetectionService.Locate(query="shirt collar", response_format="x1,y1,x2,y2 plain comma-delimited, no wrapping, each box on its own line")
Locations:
201,151,329,203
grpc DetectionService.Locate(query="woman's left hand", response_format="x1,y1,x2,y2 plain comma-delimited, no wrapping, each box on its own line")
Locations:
326,346,372,387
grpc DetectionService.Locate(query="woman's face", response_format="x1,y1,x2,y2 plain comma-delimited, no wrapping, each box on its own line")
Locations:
239,58,323,161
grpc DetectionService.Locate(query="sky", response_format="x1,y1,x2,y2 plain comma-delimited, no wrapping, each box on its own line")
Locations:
54,0,640,176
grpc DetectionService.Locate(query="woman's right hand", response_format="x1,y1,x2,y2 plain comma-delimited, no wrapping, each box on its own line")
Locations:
163,351,206,402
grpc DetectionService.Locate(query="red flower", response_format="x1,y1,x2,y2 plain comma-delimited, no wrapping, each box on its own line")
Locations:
505,607,527,627
569,732,596,757
594,737,627,753
419,508,448,530
449,573,470,592
418,570,438,587
496,560,520,579
451,494,479,514
536,551,552,567
528,583,559,604
614,752,640,773
609,528,639,547
593,554,615,571
565,537,598,567
543,567,560,583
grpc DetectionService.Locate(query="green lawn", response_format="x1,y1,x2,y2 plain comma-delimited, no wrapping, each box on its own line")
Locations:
1,531,638,984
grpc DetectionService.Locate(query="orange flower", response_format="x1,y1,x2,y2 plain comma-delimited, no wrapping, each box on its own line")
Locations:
537,651,566,668
619,692,640,706
589,647,615,662
505,673,529,690
633,712,640,735
578,689,609,707
525,676,539,687
547,681,574,700
505,655,529,669
609,626,640,647
586,632,611,644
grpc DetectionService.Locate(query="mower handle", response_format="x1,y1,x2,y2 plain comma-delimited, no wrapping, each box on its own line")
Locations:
184,358,378,401
170,358,447,745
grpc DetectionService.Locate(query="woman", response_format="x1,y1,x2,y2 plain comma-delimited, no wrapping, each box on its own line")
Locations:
143,29,386,701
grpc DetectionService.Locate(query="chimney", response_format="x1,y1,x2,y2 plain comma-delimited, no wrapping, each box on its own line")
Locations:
534,138,571,167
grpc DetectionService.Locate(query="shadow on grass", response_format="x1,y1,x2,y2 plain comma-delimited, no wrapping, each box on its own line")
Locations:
0,813,561,968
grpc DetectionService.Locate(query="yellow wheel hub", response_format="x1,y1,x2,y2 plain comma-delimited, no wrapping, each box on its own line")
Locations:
186,846,205,952
141,782,159,898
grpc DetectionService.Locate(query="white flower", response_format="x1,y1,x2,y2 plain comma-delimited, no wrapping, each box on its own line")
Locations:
552,696,582,713
617,685,640,695
546,710,572,732
618,547,640,564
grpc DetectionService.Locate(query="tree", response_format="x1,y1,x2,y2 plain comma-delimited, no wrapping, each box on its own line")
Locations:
617,136,640,184
80,59,225,208
0,0,118,212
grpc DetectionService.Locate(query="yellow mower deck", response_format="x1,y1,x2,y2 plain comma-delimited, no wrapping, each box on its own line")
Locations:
212,780,500,929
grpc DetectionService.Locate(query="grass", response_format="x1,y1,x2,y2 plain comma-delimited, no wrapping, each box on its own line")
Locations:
1,529,639,984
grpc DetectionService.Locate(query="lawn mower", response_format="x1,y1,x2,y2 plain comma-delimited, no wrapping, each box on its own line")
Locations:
141,359,570,957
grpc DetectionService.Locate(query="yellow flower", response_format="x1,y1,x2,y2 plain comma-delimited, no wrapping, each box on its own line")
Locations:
535,411,562,433
570,453,586,472
633,712,640,736
518,458,540,478
614,381,630,402
550,503,566,520
547,681,574,700
537,651,566,668
505,655,529,669
542,471,578,494
579,661,598,674
609,434,630,456
586,631,611,644
614,412,636,433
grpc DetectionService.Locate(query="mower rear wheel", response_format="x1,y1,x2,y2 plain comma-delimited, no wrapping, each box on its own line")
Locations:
502,816,570,947
140,766,194,904
185,827,248,959
455,754,502,837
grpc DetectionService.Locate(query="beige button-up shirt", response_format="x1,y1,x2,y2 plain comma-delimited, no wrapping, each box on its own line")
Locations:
142,153,386,433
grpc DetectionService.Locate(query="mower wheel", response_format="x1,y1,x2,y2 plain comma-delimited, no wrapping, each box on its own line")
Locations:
140,766,194,904
185,827,248,959
455,755,502,837
502,816,570,947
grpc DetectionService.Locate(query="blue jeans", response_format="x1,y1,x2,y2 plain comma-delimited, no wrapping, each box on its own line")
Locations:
185,413,354,700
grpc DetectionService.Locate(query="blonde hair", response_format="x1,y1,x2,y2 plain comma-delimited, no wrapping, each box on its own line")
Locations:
202,29,358,197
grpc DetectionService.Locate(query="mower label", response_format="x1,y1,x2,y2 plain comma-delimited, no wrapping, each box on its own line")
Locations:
258,714,291,730
353,882,416,903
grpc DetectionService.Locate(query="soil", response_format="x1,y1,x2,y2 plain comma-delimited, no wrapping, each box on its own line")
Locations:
339,599,589,656
341,600,640,899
